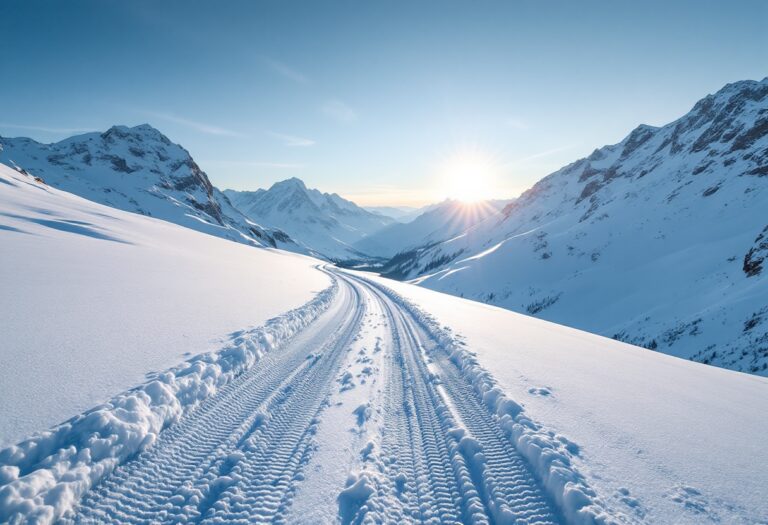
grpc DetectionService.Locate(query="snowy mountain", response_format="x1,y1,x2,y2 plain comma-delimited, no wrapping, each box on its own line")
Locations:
355,198,512,258
0,124,299,251
364,205,427,223
382,78,768,375
224,178,394,260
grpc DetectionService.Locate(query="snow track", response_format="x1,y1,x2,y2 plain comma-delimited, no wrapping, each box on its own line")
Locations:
6,268,589,524
68,281,365,524
351,277,560,525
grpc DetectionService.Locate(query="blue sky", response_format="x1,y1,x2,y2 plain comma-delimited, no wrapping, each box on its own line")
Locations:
1,1,767,205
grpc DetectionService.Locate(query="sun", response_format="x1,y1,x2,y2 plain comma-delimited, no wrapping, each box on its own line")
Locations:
440,148,498,203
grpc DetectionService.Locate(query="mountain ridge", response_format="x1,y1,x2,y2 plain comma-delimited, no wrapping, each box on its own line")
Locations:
0,124,300,251
380,77,768,375
224,179,394,260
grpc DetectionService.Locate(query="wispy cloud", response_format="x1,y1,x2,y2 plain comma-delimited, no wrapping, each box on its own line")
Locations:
262,57,308,84
267,131,315,147
145,112,244,137
0,122,96,135
321,100,357,123
505,145,574,167
202,160,305,170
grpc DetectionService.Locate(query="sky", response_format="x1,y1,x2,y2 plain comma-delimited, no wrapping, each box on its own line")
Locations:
1,1,767,206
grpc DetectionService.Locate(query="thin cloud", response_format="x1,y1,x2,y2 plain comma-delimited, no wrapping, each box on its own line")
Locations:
145,112,244,137
202,160,305,169
262,57,308,84
0,122,96,135
504,145,574,167
267,131,315,147
321,100,357,123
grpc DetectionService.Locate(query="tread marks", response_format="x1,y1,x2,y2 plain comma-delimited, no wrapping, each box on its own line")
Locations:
200,279,366,524
69,280,363,524
360,275,561,524
67,270,563,525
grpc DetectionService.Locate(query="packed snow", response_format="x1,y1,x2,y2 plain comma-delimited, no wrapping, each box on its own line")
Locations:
0,162,330,447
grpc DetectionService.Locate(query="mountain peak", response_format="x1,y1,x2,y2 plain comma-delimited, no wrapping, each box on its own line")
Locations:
712,76,768,98
100,124,172,146
225,178,395,260
270,177,307,192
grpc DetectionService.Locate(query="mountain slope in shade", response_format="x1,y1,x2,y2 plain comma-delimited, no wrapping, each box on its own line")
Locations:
224,178,394,260
354,199,512,259
0,125,299,251
382,78,768,375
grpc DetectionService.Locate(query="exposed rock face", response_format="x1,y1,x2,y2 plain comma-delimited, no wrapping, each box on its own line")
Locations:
744,225,768,277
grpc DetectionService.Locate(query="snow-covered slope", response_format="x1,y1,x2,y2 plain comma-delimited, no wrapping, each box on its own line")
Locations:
0,162,330,447
383,78,768,375
354,199,512,258
224,178,394,260
0,124,299,251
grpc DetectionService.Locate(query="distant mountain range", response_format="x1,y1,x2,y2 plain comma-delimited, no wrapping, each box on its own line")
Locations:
0,125,299,251
355,199,512,259
364,205,429,223
382,78,768,375
0,124,510,263
224,179,394,260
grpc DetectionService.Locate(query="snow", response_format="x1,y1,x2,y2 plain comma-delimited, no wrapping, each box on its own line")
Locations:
0,279,335,523
357,270,768,524
0,162,330,448
286,294,388,524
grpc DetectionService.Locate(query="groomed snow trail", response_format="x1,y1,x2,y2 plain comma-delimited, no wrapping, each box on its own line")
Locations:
63,269,563,524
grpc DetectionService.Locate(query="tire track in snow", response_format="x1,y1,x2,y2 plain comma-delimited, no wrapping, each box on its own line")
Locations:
199,281,365,524
371,295,466,523
68,278,364,524
65,269,563,524
341,271,561,524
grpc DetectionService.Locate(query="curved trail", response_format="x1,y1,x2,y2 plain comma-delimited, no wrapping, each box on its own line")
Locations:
66,269,562,524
